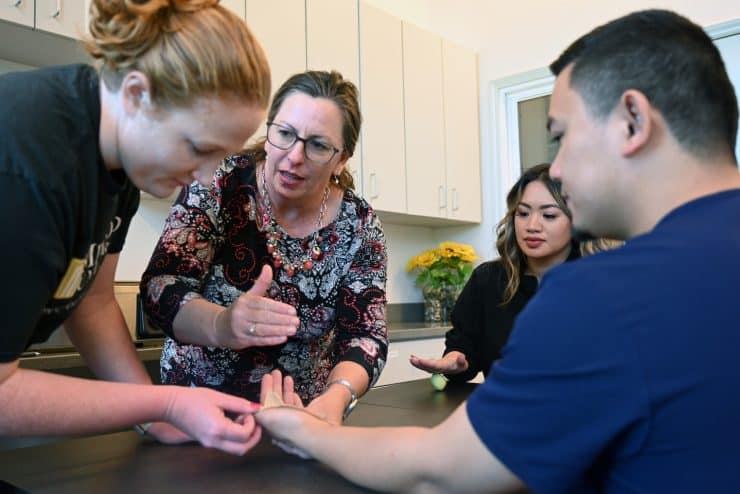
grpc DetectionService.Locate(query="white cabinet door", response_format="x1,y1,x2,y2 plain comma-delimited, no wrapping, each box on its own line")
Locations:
221,0,246,20
402,22,446,218
246,0,306,96
359,2,406,214
306,0,362,192
0,0,33,27
375,338,446,387
306,0,359,85
443,39,481,223
245,0,306,142
35,0,86,40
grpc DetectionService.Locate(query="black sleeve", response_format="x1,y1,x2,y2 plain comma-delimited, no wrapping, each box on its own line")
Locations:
443,264,489,382
0,174,66,361
107,181,141,254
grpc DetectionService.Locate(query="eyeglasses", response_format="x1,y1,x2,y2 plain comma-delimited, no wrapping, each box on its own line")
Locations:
266,122,342,165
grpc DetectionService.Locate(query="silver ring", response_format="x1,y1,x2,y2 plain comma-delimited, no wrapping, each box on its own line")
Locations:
247,323,257,336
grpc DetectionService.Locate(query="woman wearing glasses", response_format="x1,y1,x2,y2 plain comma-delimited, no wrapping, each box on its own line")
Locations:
140,71,388,425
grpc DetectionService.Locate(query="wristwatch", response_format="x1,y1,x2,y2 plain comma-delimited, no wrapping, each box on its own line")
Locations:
326,379,358,419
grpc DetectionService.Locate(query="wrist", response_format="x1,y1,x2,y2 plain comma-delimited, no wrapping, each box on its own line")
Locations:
211,308,226,347
324,379,358,420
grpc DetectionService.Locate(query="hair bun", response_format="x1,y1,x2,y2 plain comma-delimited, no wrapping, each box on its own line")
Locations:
86,0,218,71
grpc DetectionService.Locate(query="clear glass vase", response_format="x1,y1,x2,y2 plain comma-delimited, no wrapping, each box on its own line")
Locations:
422,285,462,324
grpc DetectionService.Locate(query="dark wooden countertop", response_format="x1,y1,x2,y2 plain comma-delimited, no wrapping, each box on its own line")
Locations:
0,380,476,494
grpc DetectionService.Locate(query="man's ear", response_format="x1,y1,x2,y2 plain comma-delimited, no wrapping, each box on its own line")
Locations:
120,70,152,116
618,90,652,157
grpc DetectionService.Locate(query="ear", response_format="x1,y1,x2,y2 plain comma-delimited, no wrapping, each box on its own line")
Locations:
617,90,652,157
120,70,153,116
331,152,349,178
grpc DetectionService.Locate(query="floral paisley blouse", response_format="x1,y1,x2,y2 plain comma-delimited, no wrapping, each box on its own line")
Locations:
140,152,388,402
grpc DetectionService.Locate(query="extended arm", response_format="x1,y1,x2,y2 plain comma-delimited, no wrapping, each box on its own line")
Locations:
256,402,526,494
0,254,263,454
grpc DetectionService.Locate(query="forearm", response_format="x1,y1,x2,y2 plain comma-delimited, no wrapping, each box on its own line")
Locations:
171,298,222,347
65,298,151,384
298,421,442,493
285,406,523,494
0,363,176,436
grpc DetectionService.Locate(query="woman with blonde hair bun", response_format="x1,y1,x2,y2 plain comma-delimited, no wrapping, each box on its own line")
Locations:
0,0,271,455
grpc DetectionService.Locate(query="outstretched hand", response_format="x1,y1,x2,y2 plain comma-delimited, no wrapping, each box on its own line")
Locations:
214,264,300,349
409,351,469,375
260,369,305,409
257,369,324,459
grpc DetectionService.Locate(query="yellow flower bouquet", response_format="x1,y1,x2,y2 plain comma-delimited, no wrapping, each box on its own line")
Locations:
406,242,478,322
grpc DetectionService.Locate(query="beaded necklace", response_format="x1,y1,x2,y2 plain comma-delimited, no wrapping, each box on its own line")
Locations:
260,166,329,276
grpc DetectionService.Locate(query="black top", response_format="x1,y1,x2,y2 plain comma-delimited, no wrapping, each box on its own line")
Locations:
444,249,580,382
0,64,140,361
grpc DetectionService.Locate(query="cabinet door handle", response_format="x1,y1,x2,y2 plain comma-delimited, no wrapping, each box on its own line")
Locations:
51,0,62,18
13,0,23,7
370,173,379,199
452,188,459,211
438,185,447,209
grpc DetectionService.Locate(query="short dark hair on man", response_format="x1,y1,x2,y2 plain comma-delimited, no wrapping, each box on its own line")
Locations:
550,9,738,161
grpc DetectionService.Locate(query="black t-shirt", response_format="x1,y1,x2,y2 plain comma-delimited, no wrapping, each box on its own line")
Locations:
0,64,140,361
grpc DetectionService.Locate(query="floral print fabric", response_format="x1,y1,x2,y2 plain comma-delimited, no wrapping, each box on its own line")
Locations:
140,153,388,402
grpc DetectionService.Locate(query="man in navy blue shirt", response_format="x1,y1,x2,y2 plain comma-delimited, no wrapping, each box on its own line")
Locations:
256,9,740,493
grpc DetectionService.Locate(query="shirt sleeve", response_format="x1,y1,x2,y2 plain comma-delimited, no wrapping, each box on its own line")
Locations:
0,174,65,361
331,205,389,387
139,182,220,338
465,265,650,493
444,264,487,382
107,180,141,254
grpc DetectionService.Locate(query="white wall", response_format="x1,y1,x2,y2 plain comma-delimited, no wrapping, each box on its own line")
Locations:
363,0,740,298
117,197,173,282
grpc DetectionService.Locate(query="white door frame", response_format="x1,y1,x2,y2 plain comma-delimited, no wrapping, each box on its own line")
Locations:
489,17,740,224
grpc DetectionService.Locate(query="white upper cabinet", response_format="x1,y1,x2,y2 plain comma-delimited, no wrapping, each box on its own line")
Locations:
359,2,406,214
2,1,87,40
35,0,86,39
443,39,481,223
306,0,362,192
402,22,446,218
221,0,246,20
0,0,33,28
306,0,359,85
246,0,307,97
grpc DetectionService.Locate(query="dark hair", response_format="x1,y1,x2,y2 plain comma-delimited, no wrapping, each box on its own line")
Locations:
495,163,576,305
550,9,738,160
246,70,361,190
